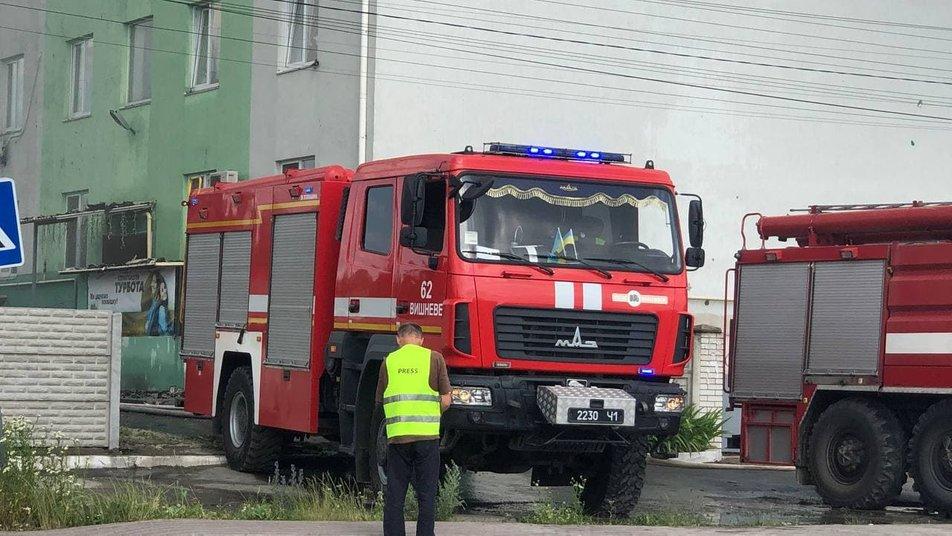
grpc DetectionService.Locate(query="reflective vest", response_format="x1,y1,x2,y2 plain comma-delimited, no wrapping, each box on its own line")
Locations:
382,344,442,439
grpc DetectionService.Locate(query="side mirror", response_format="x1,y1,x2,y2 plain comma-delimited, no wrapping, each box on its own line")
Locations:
686,247,705,268
399,226,429,248
401,174,426,226
688,199,704,248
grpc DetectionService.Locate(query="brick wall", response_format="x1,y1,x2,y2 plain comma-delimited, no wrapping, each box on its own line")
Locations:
0,307,121,448
676,324,725,450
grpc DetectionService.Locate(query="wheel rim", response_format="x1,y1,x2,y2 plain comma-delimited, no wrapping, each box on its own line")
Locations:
930,430,952,491
229,391,250,448
827,431,868,485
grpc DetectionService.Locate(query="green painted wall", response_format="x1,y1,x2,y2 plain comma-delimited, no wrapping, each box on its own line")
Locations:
29,0,254,390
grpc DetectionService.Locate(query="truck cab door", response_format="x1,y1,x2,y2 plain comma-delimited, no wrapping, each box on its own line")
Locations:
394,175,448,350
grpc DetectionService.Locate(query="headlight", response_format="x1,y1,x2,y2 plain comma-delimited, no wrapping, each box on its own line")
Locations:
654,394,684,413
451,386,493,406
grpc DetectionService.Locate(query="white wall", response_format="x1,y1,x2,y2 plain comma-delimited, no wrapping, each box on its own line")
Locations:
0,308,121,449
0,0,44,275
363,0,952,301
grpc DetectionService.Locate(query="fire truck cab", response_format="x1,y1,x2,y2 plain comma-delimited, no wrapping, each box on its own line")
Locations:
182,143,704,516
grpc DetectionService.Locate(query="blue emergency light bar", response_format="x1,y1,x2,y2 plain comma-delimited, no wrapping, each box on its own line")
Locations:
484,142,630,164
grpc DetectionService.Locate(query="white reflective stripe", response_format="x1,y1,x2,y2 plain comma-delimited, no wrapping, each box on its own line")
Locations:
885,332,952,355
384,415,442,425
357,297,397,318
383,394,441,404
554,281,574,309
333,298,350,317
640,294,669,305
335,297,397,318
248,294,269,313
582,283,602,311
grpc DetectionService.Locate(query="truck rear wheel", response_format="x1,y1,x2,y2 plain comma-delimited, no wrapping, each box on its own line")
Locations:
222,367,284,473
580,435,648,518
807,398,905,509
909,399,952,514
369,405,388,494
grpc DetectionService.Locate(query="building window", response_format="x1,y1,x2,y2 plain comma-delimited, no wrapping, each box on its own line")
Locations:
127,18,153,104
64,192,88,269
362,186,393,255
69,37,93,118
278,156,315,173
280,0,318,70
3,55,24,132
186,171,219,195
190,3,221,90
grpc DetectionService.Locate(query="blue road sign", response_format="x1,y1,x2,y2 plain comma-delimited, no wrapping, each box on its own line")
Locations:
0,178,24,269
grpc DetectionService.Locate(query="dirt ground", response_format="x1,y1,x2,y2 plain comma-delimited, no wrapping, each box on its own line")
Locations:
102,411,942,526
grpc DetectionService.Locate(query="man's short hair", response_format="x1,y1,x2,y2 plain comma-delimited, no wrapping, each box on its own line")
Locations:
397,323,424,338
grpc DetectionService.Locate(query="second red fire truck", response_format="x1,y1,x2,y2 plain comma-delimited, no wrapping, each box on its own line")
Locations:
180,143,704,516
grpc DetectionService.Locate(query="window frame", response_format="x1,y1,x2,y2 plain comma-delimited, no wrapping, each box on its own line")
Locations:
63,191,88,269
278,0,318,72
126,17,153,105
68,37,93,119
189,2,221,92
3,55,24,133
277,155,316,173
361,185,394,256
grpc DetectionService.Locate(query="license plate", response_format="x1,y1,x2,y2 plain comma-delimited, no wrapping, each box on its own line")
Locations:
568,407,625,424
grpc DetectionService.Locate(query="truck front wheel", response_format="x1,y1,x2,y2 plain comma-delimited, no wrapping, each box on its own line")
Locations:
807,398,906,509
580,435,649,517
221,367,285,473
909,399,952,514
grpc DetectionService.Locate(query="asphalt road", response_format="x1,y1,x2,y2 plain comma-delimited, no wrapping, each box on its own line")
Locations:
101,411,943,526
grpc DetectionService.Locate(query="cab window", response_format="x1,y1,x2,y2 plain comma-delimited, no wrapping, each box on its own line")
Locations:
362,185,394,254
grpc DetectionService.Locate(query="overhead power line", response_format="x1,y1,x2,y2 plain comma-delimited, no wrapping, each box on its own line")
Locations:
637,0,952,40
245,0,952,86
3,22,948,134
9,1,952,126
524,0,952,57
161,0,952,121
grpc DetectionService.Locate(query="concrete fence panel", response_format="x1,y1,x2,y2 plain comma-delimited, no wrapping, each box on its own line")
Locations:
0,307,121,448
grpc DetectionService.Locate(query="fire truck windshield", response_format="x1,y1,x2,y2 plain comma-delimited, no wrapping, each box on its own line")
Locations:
457,175,683,275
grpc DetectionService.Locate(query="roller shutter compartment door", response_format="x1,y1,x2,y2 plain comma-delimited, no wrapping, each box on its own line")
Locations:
267,213,317,367
218,232,251,325
806,260,885,376
182,233,221,356
732,263,810,400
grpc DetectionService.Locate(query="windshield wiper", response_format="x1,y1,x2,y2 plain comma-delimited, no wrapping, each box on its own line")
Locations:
583,257,670,282
463,250,554,275
547,254,612,279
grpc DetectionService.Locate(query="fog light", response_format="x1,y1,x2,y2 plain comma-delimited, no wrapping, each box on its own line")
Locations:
452,386,493,406
654,394,684,413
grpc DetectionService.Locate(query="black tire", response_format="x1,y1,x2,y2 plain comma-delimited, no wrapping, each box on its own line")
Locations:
368,405,388,495
580,435,649,518
221,367,285,473
909,399,952,515
807,398,906,509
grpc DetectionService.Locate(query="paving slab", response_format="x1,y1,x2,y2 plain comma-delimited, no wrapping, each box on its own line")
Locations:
5,520,952,536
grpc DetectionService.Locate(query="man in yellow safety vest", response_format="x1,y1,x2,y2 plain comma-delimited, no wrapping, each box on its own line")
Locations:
375,323,452,536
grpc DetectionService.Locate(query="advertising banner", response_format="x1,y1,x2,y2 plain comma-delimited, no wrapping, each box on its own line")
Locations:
88,267,177,337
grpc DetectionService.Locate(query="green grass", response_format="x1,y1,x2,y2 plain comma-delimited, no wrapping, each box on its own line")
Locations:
0,417,466,530
522,502,709,527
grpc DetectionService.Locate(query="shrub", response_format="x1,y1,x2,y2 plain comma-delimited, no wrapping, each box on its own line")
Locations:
650,404,727,458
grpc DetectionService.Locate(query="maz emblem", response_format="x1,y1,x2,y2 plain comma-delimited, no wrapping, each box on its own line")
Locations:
555,327,598,349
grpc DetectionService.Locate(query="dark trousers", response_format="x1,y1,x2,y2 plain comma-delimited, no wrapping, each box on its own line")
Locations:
383,439,440,536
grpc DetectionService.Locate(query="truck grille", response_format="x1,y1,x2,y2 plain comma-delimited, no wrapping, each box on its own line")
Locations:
494,307,657,364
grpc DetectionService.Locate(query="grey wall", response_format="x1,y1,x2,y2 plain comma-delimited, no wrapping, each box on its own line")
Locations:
0,0,44,275
363,0,952,303
249,0,362,176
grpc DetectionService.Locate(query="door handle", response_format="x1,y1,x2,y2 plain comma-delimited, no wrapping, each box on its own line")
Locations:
348,299,360,313
396,301,409,314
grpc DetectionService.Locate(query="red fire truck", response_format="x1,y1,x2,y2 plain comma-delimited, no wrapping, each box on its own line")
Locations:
180,143,704,516
727,202,952,513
